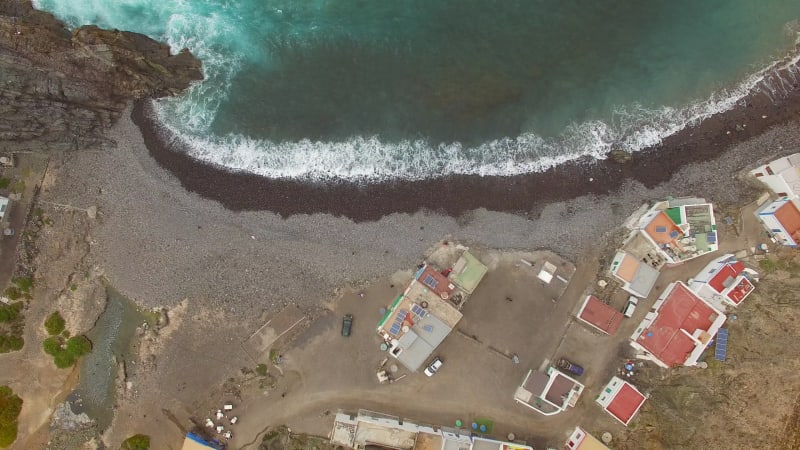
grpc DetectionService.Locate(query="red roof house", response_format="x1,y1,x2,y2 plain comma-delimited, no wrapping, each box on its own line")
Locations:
630,282,726,368
689,254,756,308
596,377,647,426
576,295,624,336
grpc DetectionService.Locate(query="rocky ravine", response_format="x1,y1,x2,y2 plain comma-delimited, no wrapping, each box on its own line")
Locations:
0,0,202,151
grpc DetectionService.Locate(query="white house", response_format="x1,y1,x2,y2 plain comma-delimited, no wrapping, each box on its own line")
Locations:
608,251,659,298
755,197,800,247
596,377,647,426
627,198,718,265
630,282,726,368
689,254,757,310
750,153,800,197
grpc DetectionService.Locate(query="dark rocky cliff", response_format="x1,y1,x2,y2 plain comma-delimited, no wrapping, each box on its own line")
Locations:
0,0,203,151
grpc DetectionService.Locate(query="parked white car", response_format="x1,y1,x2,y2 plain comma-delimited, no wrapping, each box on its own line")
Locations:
424,357,443,377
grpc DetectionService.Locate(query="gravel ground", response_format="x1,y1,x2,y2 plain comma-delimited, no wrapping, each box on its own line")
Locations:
44,108,800,327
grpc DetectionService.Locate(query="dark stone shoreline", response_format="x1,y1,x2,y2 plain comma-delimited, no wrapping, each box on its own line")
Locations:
132,58,800,222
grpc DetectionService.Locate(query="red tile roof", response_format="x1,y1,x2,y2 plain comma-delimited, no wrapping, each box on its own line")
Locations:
416,265,454,298
726,277,754,304
578,296,623,336
775,200,800,243
644,211,683,245
707,261,753,304
636,283,719,367
606,383,646,425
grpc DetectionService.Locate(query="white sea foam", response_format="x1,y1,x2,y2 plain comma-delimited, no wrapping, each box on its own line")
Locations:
32,0,800,182
152,48,800,182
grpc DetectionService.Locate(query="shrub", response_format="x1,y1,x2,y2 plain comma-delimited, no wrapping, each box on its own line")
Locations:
44,312,66,336
42,336,63,356
2,288,20,301
0,386,22,448
256,363,268,377
11,277,32,294
0,303,21,323
0,335,23,353
65,336,91,358
0,178,9,190
121,434,150,450
53,351,76,369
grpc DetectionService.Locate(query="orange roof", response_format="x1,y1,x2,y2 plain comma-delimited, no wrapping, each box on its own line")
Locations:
775,200,800,242
615,254,639,282
644,211,682,245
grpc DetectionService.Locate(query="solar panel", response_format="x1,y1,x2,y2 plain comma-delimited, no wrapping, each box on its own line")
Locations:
390,324,401,335
655,226,667,233
714,328,728,361
423,274,439,289
669,230,680,238
411,304,425,316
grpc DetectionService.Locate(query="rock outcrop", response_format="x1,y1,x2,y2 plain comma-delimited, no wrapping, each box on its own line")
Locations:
0,1,203,151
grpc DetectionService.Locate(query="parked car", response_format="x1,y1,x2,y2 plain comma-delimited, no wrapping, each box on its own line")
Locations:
556,357,584,376
424,356,443,377
341,314,353,337
623,296,639,318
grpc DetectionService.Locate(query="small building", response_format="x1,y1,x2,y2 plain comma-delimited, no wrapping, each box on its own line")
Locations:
576,295,624,336
627,198,719,265
608,251,659,298
513,366,584,416
182,432,224,450
447,250,488,296
377,251,488,372
596,377,647,426
630,282,726,368
750,153,800,197
755,197,800,247
689,254,757,309
329,410,532,450
565,427,610,450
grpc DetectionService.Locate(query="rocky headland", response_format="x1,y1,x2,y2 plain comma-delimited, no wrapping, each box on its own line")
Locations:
0,0,202,152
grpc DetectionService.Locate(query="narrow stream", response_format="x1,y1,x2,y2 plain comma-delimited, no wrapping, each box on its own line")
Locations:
68,287,147,430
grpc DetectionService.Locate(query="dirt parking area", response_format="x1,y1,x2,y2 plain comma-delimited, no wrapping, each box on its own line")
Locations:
226,247,604,449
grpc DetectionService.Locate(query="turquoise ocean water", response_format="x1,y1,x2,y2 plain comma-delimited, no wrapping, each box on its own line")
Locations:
34,1,800,180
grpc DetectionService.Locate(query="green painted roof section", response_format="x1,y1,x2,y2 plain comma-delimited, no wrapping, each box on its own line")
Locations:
666,207,683,225
451,251,488,293
377,294,404,330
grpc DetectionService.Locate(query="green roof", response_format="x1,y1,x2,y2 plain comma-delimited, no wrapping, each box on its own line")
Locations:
450,251,488,294
666,207,683,225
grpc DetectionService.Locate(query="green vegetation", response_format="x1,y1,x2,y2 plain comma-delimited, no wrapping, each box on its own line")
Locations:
12,277,32,295
42,336,61,356
44,311,65,335
256,363,268,377
121,434,150,450
0,303,22,323
0,178,10,190
2,288,20,301
43,334,92,369
0,386,22,448
69,284,77,291
0,335,23,353
269,348,279,364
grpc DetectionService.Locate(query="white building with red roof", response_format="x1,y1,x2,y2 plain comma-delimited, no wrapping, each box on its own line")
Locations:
755,197,800,247
630,282,726,368
576,295,623,336
595,377,647,426
689,254,757,310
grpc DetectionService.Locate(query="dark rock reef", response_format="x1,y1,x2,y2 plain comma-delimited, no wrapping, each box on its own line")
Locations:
0,0,202,151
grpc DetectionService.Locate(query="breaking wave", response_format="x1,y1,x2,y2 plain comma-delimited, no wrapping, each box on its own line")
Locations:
32,0,800,182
